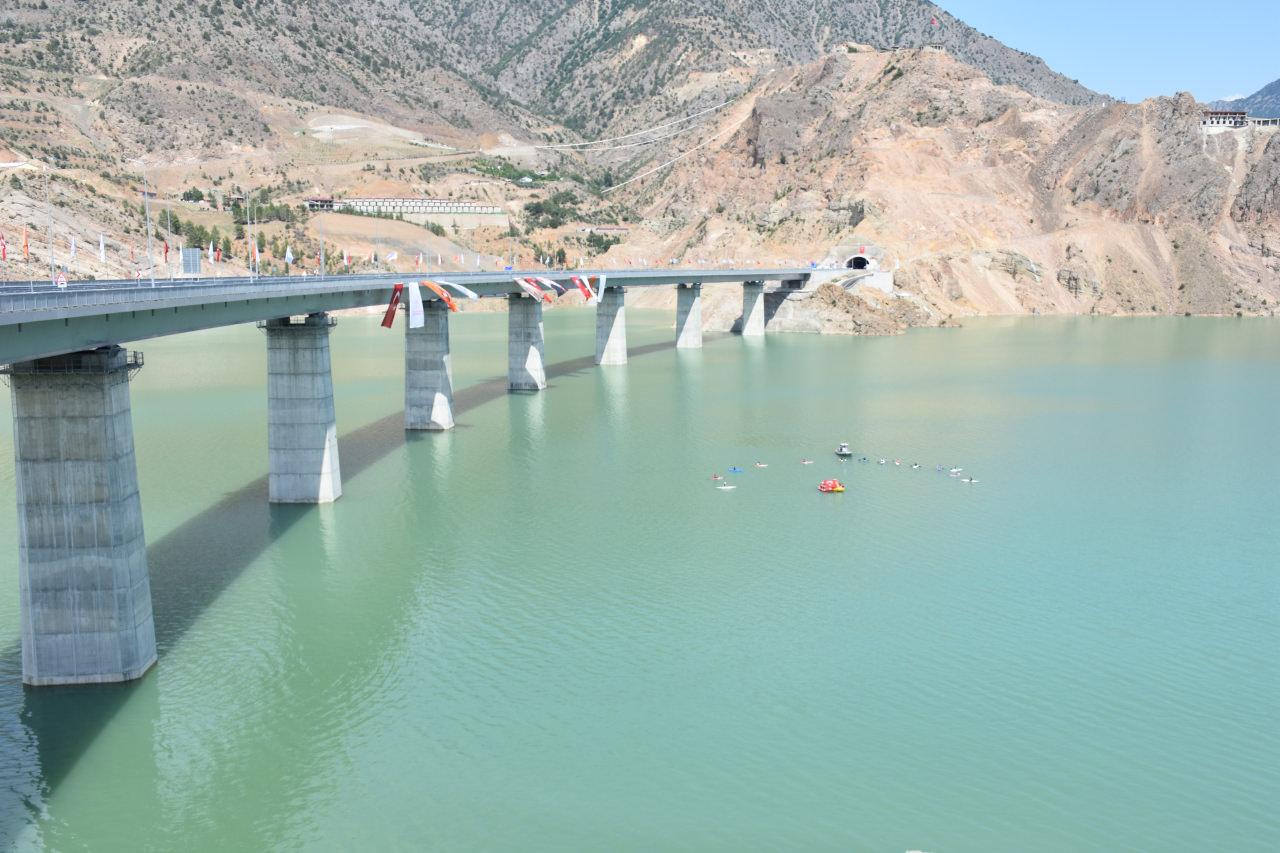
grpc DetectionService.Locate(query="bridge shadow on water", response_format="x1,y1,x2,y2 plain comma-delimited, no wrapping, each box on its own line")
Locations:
0,335,699,842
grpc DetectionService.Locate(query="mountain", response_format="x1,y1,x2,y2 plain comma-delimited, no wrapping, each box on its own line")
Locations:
1,3,1275,331
1212,78,1280,118
609,49,1279,324
2,0,1101,149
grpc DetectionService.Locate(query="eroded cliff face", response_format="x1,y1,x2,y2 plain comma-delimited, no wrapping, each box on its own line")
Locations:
611,50,1278,326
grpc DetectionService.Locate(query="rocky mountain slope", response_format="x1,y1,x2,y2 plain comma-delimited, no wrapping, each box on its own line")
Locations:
1212,78,1280,118
0,4,1275,332
604,48,1279,323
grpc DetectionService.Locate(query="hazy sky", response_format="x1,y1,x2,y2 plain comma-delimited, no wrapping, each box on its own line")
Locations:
940,0,1279,103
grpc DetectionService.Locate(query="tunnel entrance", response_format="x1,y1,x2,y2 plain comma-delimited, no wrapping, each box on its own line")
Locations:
847,255,869,270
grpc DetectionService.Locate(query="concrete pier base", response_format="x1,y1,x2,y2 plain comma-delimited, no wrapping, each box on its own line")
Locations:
595,286,627,365
7,346,157,686
405,300,454,430
741,281,765,337
508,294,546,391
265,314,342,503
676,283,703,349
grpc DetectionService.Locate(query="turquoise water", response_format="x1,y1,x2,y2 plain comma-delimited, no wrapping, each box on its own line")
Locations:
0,311,1277,851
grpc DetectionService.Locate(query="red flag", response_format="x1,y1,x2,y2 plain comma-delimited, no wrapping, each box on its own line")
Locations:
215,245,222,263
23,227,29,260
1,232,6,261
931,16,939,26
163,240,169,262
381,283,404,328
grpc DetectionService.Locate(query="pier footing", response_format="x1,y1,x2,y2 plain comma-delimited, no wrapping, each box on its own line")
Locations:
741,281,765,337
595,286,627,365
265,314,342,503
676,283,703,349
7,346,157,686
508,295,546,391
406,299,455,430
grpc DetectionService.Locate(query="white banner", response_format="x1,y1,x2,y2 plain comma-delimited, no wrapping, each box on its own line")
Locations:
406,280,425,328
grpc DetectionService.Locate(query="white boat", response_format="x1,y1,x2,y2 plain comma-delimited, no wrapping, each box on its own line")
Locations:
835,443,853,457
716,484,737,491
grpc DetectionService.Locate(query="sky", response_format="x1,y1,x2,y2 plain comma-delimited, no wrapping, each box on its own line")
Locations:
940,0,1279,103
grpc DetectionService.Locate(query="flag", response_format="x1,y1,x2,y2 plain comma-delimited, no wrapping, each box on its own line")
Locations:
208,241,214,263
436,279,478,301
536,276,566,295
436,253,442,265
422,280,459,312
931,16,939,26
570,275,597,304
23,227,30,260
99,234,106,262
284,245,294,265
343,249,350,267
163,240,169,262
385,250,398,262
381,283,404,329
215,245,222,263
514,277,551,303
416,252,423,270
0,232,6,261
69,237,76,260
406,280,425,328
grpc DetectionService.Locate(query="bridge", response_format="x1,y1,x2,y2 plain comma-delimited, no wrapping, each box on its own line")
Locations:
0,267,814,687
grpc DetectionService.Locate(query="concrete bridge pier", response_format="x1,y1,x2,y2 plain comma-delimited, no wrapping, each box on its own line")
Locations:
6,346,157,685
405,300,454,430
741,281,765,337
265,314,342,503
595,286,627,365
508,294,546,391
675,283,703,349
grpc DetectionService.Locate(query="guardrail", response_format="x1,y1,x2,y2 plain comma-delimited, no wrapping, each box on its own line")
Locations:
0,268,817,318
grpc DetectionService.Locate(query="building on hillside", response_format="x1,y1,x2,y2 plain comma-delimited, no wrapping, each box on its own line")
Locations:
316,196,508,230
1201,110,1280,129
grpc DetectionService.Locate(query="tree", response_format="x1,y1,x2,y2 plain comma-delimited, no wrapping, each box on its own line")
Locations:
181,187,204,202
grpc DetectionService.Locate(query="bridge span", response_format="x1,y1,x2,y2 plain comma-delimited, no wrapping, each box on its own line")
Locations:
1,268,812,686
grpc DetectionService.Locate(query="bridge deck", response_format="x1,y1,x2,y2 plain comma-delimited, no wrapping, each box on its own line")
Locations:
0,268,810,365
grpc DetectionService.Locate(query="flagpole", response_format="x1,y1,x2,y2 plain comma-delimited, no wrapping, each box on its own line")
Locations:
319,212,326,279
140,163,156,288
165,207,174,279
44,165,55,287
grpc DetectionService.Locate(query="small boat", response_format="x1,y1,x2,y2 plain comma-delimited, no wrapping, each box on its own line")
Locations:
728,466,744,474
894,459,902,466
754,462,768,469
716,484,737,491
961,477,980,484
800,459,814,465
878,458,887,465
911,463,921,469
711,474,723,481
817,479,846,493
949,467,963,474
835,443,853,457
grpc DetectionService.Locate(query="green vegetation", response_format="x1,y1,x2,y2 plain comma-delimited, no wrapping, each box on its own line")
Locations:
181,187,205,202
585,232,620,253
475,158,555,184
523,191,579,229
